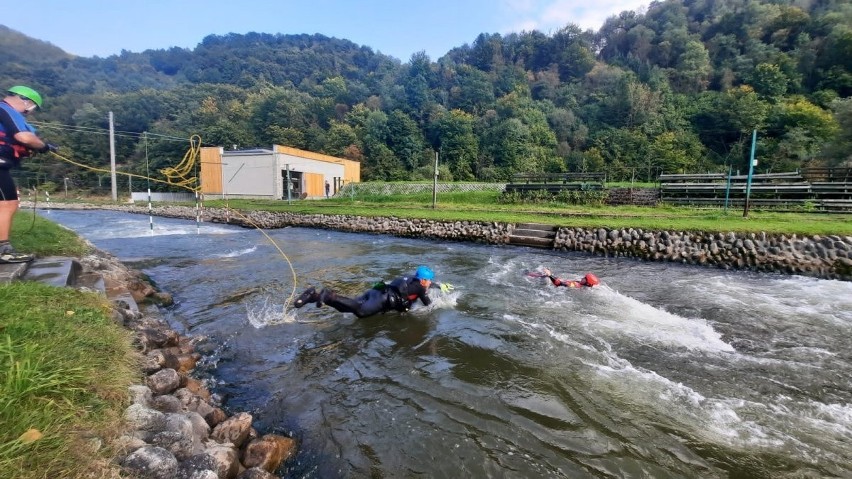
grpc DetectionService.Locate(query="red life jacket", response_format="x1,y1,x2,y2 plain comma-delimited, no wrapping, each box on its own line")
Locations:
0,130,31,161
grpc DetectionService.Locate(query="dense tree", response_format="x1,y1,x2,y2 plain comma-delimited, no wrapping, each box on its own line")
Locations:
2,0,849,190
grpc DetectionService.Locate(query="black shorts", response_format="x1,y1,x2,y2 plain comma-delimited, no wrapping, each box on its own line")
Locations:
0,167,17,201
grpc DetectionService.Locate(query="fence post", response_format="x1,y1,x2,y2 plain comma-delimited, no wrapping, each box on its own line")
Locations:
432,151,438,209
743,129,757,218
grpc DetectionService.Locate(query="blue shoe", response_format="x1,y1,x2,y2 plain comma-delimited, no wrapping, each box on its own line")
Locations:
294,287,319,308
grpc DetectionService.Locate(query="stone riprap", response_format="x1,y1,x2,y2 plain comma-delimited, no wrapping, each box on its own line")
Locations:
78,249,294,479
553,227,851,280
34,203,852,281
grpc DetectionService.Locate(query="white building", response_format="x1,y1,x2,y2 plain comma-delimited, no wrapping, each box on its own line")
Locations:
200,145,360,199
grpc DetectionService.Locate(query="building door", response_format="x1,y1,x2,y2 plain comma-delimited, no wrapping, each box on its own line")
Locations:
282,171,302,199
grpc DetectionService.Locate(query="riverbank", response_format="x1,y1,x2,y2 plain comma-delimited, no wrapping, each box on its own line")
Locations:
32,202,852,281
2,213,297,478
88,249,296,478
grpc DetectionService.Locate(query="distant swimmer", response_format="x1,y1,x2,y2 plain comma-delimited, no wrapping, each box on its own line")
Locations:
293,265,454,318
527,268,600,288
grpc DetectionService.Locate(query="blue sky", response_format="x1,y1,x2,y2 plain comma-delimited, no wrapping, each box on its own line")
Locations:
11,0,647,62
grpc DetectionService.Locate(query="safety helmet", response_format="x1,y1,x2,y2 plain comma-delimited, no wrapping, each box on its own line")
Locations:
8,86,43,108
414,266,435,281
583,273,600,286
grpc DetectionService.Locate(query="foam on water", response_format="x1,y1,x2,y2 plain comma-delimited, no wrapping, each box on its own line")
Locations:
586,351,791,449
680,274,852,326
588,287,735,352
82,218,239,240
214,246,258,258
410,289,460,313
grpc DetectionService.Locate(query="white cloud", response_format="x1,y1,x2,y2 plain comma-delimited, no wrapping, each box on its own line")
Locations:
499,0,648,35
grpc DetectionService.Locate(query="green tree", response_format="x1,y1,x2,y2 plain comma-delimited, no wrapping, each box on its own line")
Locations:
764,96,839,169
821,97,852,166
432,109,478,180
386,110,425,171
672,40,711,93
749,63,788,100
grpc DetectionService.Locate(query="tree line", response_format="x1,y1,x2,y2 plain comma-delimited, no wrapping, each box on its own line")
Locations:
0,0,850,191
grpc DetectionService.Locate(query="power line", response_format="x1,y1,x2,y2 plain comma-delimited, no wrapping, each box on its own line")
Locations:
29,120,191,142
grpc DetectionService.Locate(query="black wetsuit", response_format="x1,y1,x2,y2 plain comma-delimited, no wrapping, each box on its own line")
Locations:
323,275,433,318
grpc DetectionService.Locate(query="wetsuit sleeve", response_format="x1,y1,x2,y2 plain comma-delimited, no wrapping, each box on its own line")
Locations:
418,290,432,306
411,279,432,306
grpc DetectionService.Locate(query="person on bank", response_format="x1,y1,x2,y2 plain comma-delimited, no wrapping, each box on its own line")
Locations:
0,86,57,263
293,266,454,318
537,268,600,288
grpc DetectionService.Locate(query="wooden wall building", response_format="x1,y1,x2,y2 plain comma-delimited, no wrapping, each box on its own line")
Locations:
200,145,360,199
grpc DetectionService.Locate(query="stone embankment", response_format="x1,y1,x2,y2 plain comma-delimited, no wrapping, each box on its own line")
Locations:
42,202,852,281
80,251,295,479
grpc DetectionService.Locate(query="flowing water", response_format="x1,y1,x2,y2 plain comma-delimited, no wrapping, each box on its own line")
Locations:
41,209,852,478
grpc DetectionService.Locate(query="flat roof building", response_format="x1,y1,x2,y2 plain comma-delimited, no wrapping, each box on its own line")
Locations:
200,145,360,199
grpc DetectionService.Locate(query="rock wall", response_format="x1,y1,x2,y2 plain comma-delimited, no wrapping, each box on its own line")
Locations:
38,203,852,281
553,227,851,280
79,249,294,479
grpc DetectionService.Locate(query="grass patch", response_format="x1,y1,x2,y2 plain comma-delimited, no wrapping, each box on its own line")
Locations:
10,211,92,258
0,283,139,479
2,213,139,479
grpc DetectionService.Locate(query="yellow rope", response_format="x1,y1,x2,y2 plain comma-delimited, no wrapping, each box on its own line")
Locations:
159,134,201,190
47,139,299,311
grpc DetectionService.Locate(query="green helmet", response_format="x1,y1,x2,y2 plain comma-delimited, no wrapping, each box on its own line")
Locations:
8,85,43,108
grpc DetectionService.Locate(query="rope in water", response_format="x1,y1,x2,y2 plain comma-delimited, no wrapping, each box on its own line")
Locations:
45,139,299,310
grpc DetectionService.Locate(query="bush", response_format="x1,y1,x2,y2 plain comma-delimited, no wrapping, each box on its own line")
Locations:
499,188,608,205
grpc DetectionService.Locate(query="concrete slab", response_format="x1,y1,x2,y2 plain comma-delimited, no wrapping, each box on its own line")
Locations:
0,261,29,284
21,257,82,288
110,290,140,312
7,256,141,313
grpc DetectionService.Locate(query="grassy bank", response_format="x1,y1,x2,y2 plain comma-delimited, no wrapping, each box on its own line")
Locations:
1,212,138,479
195,190,852,236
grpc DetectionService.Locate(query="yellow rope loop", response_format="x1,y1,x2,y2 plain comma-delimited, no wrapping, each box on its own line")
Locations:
159,134,201,191
47,137,300,314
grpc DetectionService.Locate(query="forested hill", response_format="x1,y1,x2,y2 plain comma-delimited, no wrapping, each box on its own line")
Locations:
0,0,850,189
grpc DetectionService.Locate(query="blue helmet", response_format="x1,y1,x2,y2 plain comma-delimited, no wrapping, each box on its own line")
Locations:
414,265,435,280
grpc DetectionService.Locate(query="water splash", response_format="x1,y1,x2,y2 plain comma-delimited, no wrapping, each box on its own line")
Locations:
214,245,258,258
246,296,298,328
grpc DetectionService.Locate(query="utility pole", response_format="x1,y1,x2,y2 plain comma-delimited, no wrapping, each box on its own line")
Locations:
743,129,757,218
109,111,117,201
286,164,292,205
432,151,438,209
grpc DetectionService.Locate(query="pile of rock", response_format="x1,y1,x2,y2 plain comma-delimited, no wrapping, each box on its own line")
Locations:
552,227,852,280
81,250,297,479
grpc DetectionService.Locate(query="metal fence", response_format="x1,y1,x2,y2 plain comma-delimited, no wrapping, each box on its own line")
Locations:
336,182,507,196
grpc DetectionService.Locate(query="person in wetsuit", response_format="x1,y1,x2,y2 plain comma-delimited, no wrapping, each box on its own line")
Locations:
293,265,452,318
540,268,600,288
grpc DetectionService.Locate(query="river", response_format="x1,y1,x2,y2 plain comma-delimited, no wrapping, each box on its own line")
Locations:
40,209,852,478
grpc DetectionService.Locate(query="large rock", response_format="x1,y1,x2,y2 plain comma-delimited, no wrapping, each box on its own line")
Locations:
148,368,181,395
211,412,253,447
241,434,297,472
121,445,179,478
